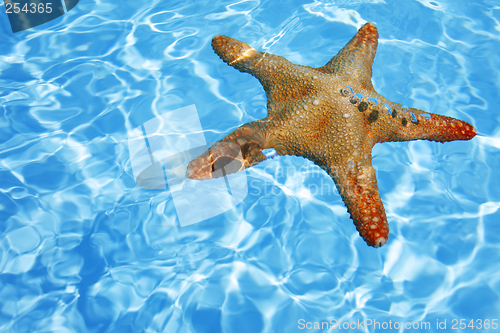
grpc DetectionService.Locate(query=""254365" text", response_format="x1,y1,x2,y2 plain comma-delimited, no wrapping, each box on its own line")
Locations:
5,2,53,14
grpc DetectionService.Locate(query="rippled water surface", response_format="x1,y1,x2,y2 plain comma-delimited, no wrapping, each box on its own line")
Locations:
1,0,500,332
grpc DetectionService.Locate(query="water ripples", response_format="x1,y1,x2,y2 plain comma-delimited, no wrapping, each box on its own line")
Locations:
0,0,499,332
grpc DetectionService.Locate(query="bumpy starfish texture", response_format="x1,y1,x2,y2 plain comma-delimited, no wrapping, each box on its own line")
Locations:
187,23,476,247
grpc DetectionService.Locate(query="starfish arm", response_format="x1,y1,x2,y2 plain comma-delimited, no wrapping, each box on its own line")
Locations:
212,35,317,107
187,120,268,180
211,35,266,74
316,22,378,90
329,158,389,247
369,106,477,144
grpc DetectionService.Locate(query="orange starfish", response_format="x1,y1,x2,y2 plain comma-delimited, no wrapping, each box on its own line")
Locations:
187,23,476,247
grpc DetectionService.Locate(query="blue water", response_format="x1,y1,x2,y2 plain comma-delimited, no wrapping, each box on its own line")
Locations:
1,0,499,332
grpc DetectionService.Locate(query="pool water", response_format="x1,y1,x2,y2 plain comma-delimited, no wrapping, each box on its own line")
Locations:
1,0,499,332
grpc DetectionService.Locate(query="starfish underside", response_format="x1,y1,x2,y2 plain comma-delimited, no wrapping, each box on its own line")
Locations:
187,23,476,247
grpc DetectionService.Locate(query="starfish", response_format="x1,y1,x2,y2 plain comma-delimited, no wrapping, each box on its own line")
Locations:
187,23,476,247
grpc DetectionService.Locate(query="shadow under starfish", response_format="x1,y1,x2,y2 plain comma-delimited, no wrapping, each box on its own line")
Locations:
187,23,476,248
